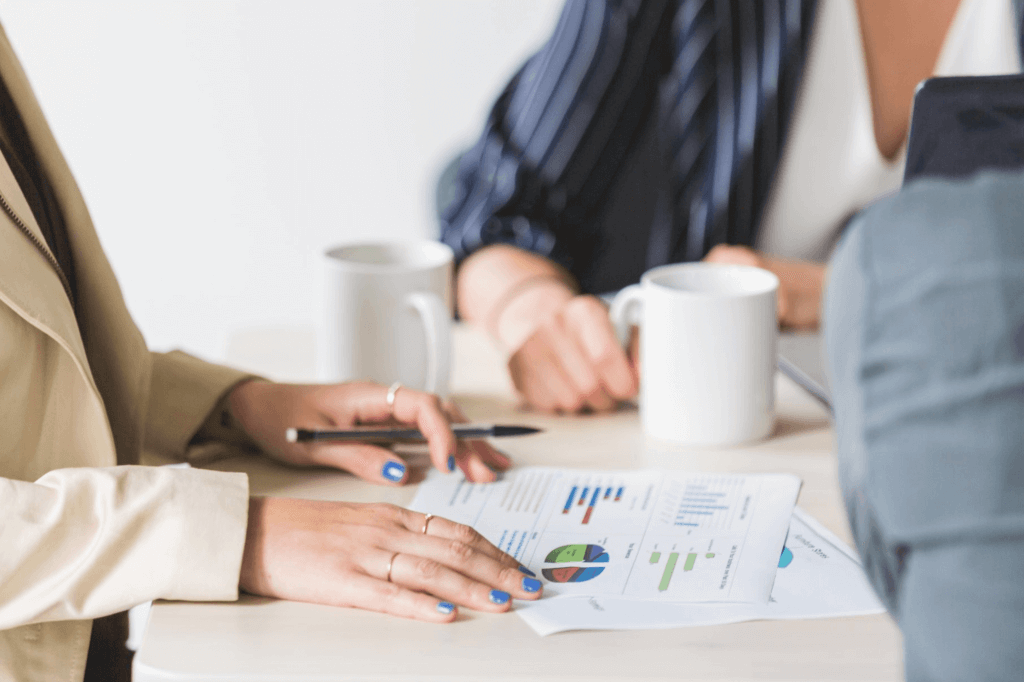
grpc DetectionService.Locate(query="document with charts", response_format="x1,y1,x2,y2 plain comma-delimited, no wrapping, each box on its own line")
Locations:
410,467,800,604
514,507,886,635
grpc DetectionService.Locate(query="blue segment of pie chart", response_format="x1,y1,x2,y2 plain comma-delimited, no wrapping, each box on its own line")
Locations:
778,547,793,568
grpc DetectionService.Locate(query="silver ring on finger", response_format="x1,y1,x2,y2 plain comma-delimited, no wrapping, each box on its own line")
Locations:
386,382,403,416
421,513,435,535
385,551,399,583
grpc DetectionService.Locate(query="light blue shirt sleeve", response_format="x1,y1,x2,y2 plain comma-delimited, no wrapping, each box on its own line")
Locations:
824,169,1024,682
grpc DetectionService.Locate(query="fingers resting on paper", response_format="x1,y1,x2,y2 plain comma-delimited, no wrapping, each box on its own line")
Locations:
240,498,542,622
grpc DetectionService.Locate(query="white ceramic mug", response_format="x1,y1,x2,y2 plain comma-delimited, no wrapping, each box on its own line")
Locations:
609,263,778,446
320,241,453,397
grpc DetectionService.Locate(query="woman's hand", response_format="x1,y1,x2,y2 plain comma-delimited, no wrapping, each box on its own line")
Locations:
226,381,510,484
506,294,639,413
240,498,543,622
456,243,638,414
703,245,825,330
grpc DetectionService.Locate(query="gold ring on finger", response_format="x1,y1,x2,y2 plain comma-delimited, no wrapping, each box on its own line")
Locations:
385,551,399,583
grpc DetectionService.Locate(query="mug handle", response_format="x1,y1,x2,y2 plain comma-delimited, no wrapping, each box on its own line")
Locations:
608,284,644,348
406,292,451,398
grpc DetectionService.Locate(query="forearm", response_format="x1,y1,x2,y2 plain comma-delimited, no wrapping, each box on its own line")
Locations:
457,245,577,350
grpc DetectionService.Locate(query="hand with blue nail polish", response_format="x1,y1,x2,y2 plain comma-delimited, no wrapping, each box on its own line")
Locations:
521,577,542,593
241,498,544,624
225,380,509,485
222,379,534,622
440,400,511,482
382,461,406,483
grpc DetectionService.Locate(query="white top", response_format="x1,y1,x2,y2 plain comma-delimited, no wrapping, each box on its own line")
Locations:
756,0,1022,262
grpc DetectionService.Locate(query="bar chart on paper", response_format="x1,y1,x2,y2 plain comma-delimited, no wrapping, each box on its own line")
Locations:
659,476,747,531
410,467,800,604
619,473,795,600
648,547,720,592
561,479,628,525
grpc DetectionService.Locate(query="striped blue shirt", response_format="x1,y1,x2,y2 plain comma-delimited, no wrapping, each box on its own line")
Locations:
440,0,815,294
440,0,1024,294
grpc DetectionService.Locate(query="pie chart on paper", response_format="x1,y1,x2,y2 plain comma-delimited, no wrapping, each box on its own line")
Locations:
541,544,609,583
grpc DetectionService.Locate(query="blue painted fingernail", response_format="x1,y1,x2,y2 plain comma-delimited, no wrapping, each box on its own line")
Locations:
436,601,455,615
447,454,456,472
382,461,406,482
489,590,510,605
522,577,542,593
518,566,536,577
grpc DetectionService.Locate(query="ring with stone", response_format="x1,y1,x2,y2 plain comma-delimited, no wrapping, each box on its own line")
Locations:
386,382,402,415
421,513,435,534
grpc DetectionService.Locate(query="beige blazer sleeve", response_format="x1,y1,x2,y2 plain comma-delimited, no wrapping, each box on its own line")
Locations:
0,299,251,633
146,349,262,464
0,465,248,628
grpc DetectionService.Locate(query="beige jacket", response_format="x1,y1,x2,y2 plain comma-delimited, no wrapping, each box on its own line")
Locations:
0,23,254,682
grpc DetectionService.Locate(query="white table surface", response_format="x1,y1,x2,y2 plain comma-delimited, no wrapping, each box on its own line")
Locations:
133,325,902,681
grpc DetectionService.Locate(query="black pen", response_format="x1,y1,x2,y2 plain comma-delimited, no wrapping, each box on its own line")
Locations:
285,424,542,444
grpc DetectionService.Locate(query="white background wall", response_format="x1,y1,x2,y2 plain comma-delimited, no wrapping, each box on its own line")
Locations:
0,0,561,376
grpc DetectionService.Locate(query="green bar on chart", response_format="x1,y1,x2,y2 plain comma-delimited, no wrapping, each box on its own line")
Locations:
649,552,661,564
658,552,679,591
683,552,697,571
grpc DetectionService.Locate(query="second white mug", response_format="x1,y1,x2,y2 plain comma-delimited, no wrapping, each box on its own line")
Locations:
320,240,453,397
609,263,778,446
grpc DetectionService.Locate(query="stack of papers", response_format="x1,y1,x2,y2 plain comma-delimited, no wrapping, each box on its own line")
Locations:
411,467,880,634
515,507,885,634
